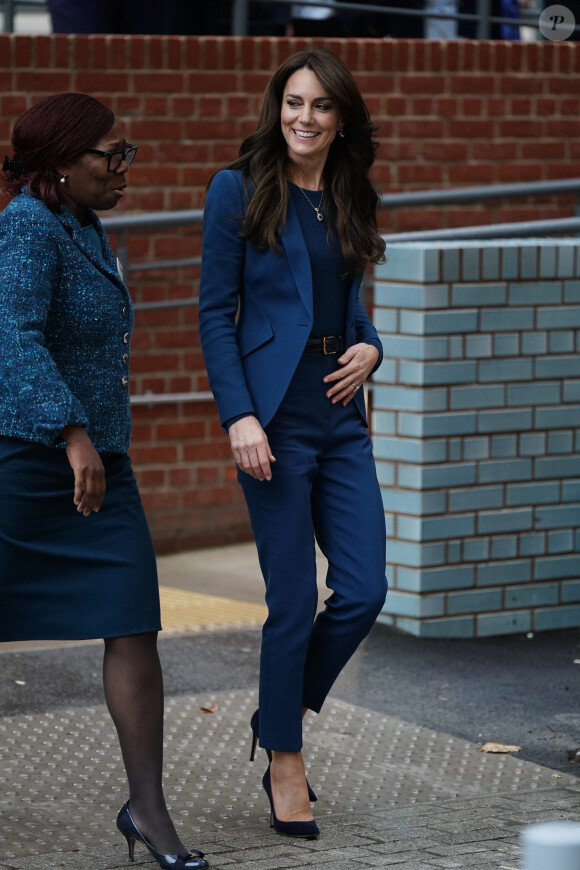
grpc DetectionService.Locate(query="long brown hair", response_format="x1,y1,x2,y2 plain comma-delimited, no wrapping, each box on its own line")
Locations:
223,47,385,278
1,93,115,211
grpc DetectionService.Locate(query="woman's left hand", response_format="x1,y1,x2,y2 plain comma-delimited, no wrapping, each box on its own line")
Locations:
323,343,380,406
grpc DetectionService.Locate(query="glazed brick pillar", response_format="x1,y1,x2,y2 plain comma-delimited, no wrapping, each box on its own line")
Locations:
373,239,580,637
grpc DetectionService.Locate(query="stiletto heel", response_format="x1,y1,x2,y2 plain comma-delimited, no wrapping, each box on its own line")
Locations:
262,767,319,839
250,727,259,763
249,710,269,763
250,709,318,802
116,802,209,869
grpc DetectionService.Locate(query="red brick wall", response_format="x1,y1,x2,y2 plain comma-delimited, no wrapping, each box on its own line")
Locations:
1,34,579,552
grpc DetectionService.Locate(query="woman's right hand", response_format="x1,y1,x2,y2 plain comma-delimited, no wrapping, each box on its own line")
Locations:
60,425,106,516
229,416,276,481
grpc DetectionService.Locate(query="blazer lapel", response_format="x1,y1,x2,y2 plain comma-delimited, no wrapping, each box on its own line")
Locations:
280,194,313,321
56,208,128,295
281,196,363,328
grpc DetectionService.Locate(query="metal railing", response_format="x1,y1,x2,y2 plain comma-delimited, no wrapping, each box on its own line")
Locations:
102,176,580,276
99,177,580,407
384,216,580,244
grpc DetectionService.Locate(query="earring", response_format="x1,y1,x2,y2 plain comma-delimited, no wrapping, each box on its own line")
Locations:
60,175,66,183
339,128,345,138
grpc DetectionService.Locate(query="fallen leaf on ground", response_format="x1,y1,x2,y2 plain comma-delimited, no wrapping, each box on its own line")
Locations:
200,702,219,713
478,742,522,753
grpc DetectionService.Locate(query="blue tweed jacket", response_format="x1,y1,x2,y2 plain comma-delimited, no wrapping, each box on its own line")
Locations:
0,191,133,453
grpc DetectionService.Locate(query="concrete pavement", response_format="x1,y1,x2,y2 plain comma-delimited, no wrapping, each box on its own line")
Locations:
1,543,579,869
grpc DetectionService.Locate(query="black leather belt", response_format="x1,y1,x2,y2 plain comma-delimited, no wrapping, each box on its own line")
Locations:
304,335,345,355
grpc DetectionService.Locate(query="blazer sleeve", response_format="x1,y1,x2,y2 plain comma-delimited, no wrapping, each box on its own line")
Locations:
0,206,89,446
354,296,383,374
198,171,256,427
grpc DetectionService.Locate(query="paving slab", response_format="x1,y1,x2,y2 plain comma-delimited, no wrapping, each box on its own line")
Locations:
2,544,580,868
1,690,580,869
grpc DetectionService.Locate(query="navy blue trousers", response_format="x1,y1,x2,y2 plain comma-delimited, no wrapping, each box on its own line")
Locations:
239,353,388,751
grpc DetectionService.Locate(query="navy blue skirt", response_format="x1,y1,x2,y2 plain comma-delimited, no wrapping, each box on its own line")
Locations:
0,437,161,641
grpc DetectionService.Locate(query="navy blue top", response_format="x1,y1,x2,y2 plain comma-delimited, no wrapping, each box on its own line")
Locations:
288,182,348,338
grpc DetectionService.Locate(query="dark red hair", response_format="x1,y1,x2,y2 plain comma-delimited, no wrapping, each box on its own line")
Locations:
1,93,115,211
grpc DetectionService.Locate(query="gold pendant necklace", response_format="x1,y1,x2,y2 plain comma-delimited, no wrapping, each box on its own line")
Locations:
297,185,324,222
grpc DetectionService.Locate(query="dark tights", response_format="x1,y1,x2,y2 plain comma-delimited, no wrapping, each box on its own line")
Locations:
103,632,184,854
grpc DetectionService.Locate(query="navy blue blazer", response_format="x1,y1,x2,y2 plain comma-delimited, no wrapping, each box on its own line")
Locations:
0,191,133,452
199,169,383,429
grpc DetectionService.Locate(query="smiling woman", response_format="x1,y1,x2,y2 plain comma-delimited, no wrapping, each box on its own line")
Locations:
0,94,209,870
199,47,388,843
280,67,344,171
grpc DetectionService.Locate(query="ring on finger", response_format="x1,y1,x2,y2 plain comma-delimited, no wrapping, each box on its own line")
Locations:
351,383,360,393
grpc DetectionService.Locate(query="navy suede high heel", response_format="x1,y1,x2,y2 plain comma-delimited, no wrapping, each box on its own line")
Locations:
249,709,318,802
262,766,319,839
116,802,208,869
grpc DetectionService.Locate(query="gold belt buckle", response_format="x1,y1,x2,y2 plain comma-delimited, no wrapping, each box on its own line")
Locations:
323,336,337,355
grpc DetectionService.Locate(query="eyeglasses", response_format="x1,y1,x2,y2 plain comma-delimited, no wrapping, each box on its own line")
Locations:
85,144,138,172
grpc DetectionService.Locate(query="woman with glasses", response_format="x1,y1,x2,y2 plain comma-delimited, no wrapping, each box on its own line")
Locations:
0,93,208,870
199,48,388,839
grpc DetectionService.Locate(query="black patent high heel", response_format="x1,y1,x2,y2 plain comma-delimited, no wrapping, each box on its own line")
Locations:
250,709,318,802
262,766,319,839
116,802,208,869
249,709,262,763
